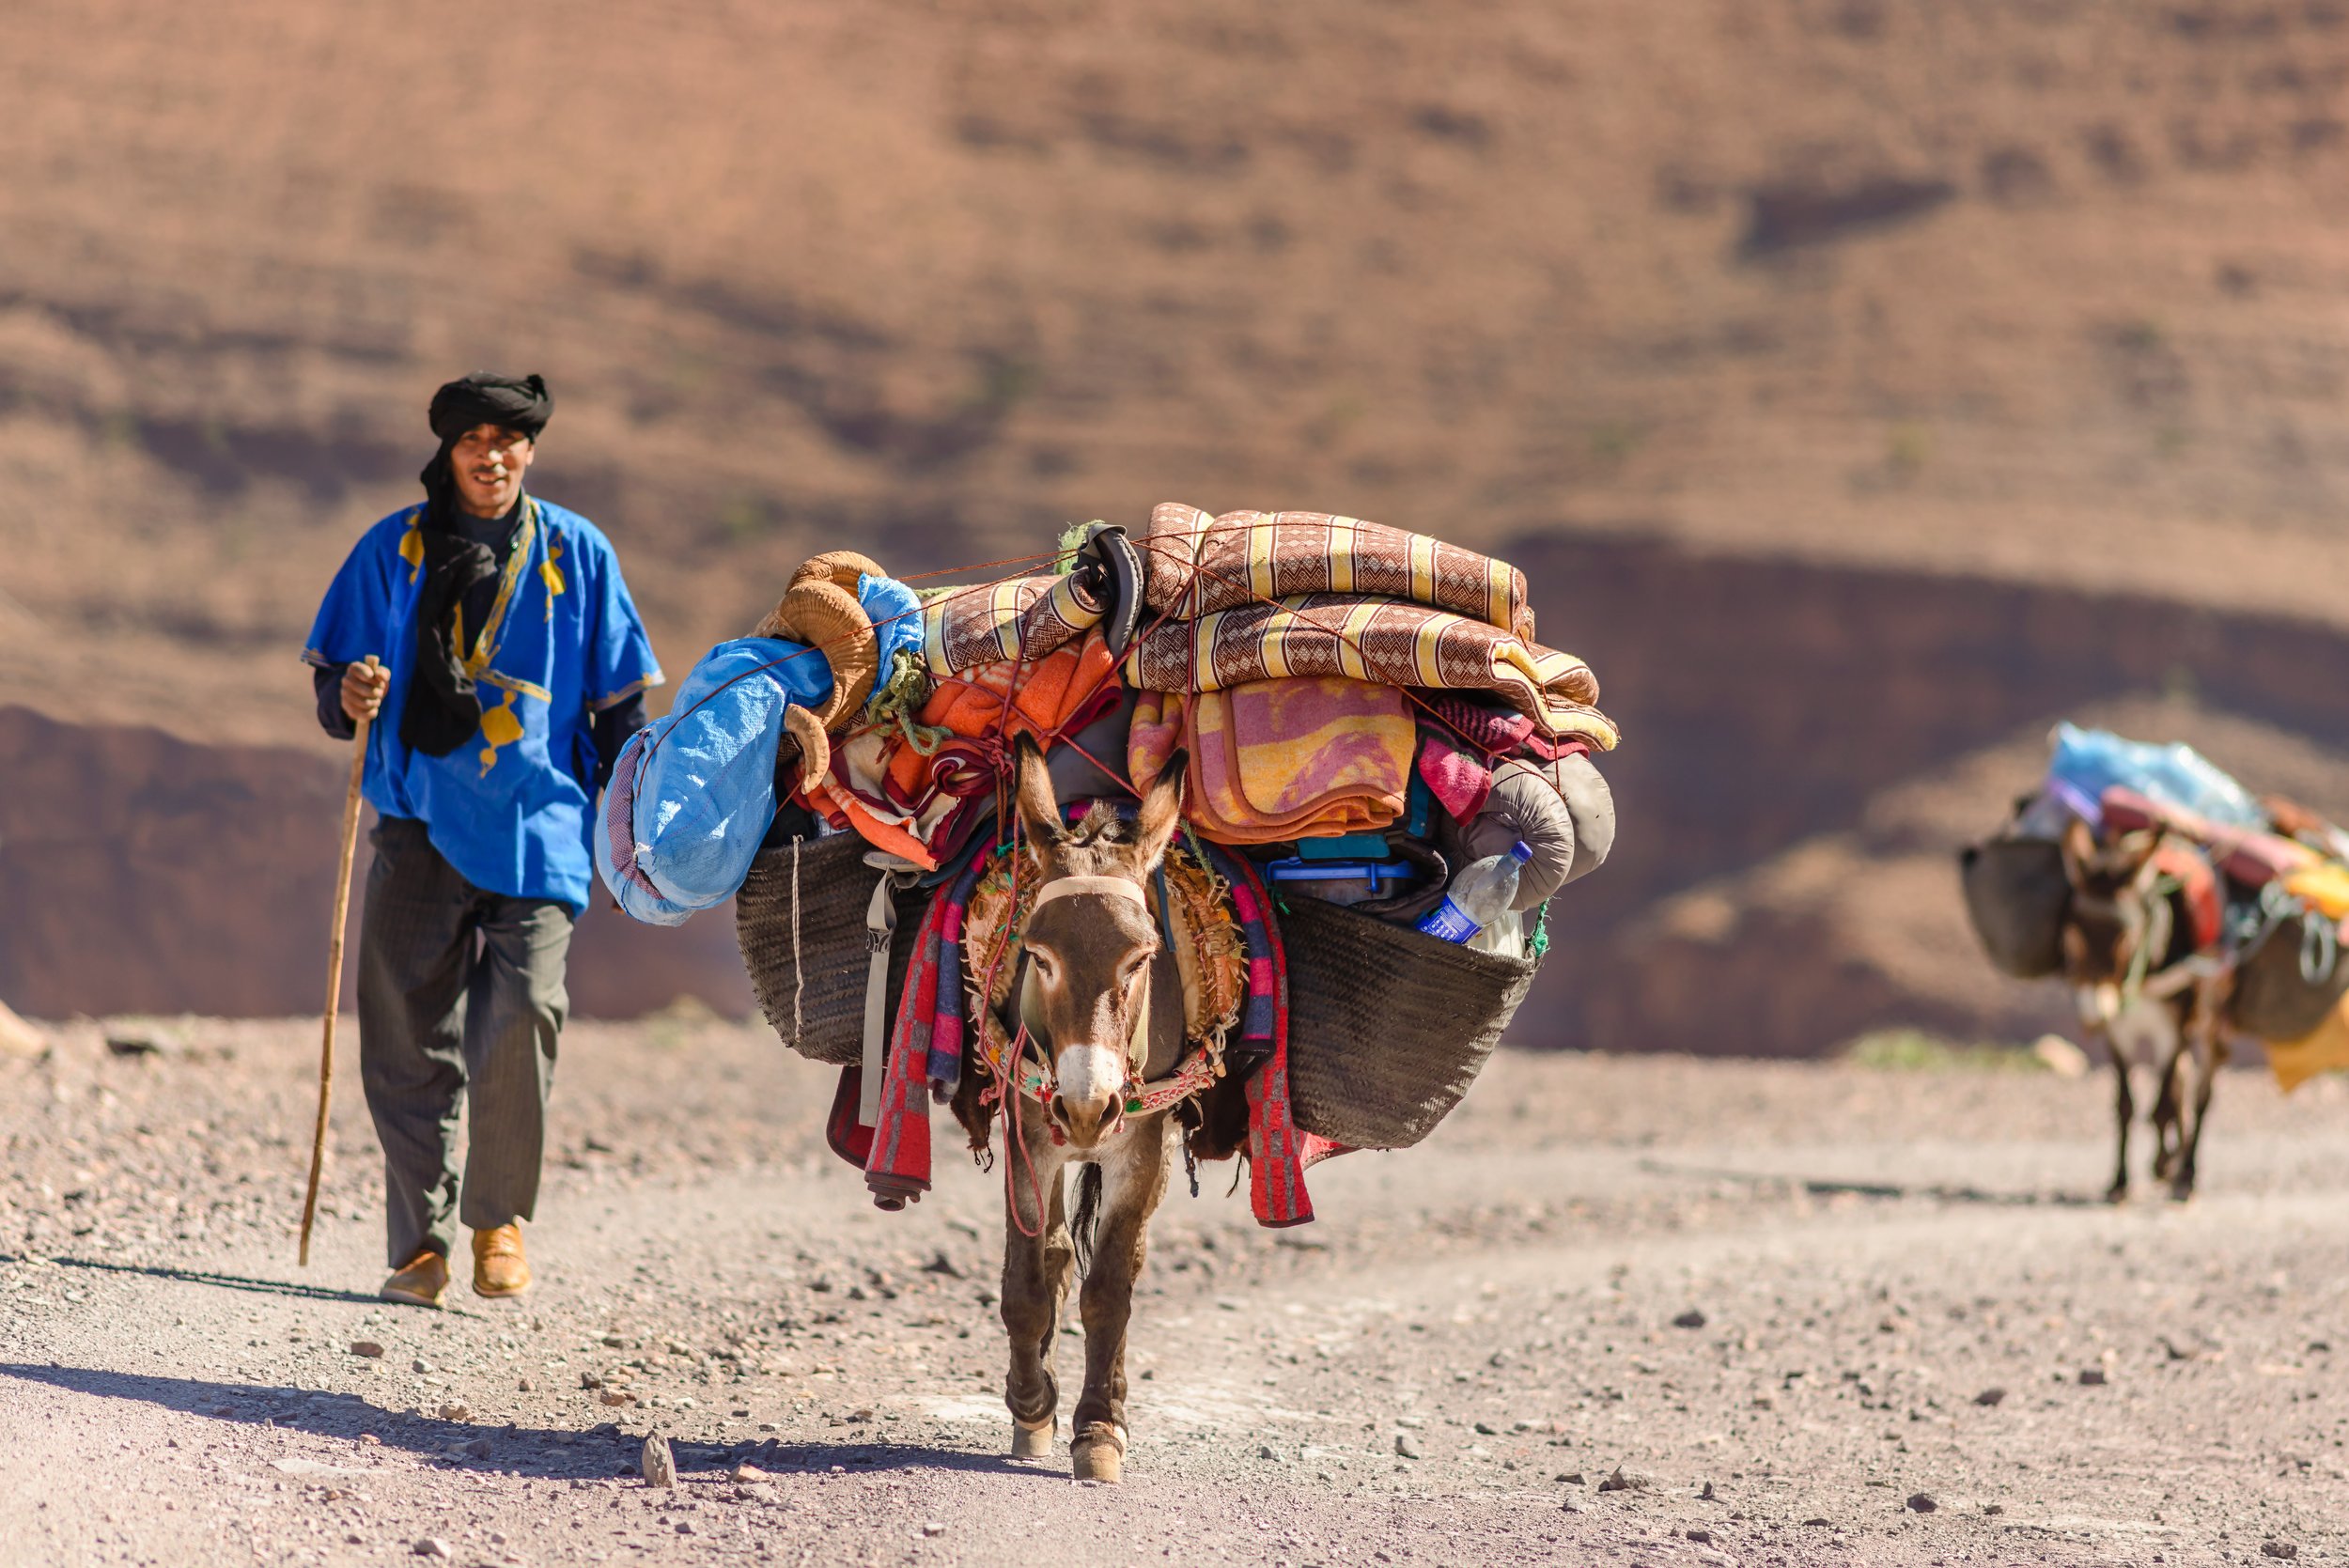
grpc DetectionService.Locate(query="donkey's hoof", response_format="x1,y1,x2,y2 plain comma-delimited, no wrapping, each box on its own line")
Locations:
2103,1181,2130,1206
1071,1423,1126,1483
1010,1419,1055,1460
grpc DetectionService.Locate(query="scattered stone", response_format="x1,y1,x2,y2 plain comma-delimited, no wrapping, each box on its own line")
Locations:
412,1542,452,1560
1473,1421,1500,1436
358,1435,380,1446
732,1462,769,1483
580,1372,601,1389
0,999,46,1058
2263,1545,2299,1561
1906,1493,1937,1514
642,1435,677,1488
1801,1517,1831,1528
1685,1528,1714,1545
1558,1472,1586,1485
922,1251,965,1278
1973,1387,2007,1406
600,1390,635,1407
104,1030,178,1058
1699,1481,1718,1501
1259,1445,1278,1460
516,1375,532,1391
438,1402,471,1422
1672,1309,1707,1329
1394,1434,1423,1460
2032,1033,2091,1078
923,1521,947,1538
2077,1367,2108,1387
675,1520,694,1535
1983,1503,2005,1516
411,1358,432,1375
1597,1466,1655,1494
1487,1349,1513,1368
348,1341,385,1359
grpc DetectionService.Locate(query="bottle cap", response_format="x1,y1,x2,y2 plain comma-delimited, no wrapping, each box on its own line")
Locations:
1509,840,1532,863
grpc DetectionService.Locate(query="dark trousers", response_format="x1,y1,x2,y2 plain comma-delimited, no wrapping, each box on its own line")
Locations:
357,817,574,1267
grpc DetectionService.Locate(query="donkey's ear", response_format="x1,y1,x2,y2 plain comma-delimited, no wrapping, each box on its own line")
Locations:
1128,746,1189,873
2059,817,2097,891
1012,733,1066,850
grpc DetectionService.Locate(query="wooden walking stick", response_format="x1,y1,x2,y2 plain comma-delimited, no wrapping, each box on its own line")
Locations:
300,655,378,1266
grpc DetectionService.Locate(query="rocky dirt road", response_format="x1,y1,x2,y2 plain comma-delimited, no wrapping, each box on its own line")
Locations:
5,1016,2348,1567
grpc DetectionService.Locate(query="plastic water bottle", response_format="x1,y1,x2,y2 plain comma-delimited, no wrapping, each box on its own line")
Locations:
1417,842,1532,945
1470,908,1525,959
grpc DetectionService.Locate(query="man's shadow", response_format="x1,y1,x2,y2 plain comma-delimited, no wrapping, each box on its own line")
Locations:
0,1252,382,1306
0,1363,1041,1481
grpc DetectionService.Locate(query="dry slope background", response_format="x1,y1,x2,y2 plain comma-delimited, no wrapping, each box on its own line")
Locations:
6,0,2349,1048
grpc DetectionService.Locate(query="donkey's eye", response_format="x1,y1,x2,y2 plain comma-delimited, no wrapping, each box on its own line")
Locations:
1030,950,1059,981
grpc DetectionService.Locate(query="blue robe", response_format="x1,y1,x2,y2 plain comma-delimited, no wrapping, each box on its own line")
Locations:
303,497,663,914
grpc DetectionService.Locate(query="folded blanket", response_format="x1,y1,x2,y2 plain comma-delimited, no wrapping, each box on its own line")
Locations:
1129,677,1414,845
1143,503,1536,641
1123,593,1616,748
922,573,1106,675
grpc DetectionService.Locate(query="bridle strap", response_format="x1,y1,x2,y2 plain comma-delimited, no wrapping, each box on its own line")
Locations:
1030,874,1148,909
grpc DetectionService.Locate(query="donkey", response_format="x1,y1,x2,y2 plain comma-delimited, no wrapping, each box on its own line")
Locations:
951,734,1201,1483
2058,819,2232,1203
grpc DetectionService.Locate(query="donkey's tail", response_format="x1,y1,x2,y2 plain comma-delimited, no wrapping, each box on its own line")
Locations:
1070,1162,1105,1277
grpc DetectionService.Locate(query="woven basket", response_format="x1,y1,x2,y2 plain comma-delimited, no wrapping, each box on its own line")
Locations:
1278,895,1539,1150
2234,909,2349,1044
1959,837,2071,980
735,835,928,1065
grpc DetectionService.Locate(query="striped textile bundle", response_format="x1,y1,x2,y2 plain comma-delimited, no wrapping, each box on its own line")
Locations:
1140,503,1535,640
922,573,1104,675
1122,592,1616,748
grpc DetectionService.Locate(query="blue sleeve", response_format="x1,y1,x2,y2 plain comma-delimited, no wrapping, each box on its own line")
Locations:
303,518,401,671
581,533,664,713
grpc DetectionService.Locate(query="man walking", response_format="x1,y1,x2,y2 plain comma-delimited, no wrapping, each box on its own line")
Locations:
303,373,662,1307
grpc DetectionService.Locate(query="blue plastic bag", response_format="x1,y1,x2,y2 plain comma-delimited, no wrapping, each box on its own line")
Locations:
595,636,834,925
2045,722,2263,831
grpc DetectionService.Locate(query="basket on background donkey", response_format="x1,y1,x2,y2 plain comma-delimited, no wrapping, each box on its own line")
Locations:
597,504,1620,1478
1959,722,2349,1203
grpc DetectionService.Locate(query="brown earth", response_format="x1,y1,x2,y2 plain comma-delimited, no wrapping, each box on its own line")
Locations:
9,1,2349,1044
7,1017,2349,1567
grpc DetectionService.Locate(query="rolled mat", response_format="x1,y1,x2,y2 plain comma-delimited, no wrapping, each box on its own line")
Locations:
736,834,928,1065
1277,895,1539,1149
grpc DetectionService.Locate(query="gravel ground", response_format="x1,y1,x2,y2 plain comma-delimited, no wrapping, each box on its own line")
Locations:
5,1016,2349,1567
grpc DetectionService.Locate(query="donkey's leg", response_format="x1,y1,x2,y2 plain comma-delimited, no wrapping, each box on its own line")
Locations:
2099,1023,2134,1204
1001,1119,1074,1458
2169,1008,2229,1203
2149,1024,2188,1184
1069,1114,1174,1483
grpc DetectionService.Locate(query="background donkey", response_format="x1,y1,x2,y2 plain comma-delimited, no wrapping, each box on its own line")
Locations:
2057,819,2232,1203
950,736,1196,1483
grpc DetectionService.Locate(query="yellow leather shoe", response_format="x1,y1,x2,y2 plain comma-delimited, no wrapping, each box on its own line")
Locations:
381,1249,449,1309
472,1223,532,1298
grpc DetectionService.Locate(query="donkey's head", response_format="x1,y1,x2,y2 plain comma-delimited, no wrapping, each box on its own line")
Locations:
1010,733,1189,1148
2058,819,2164,982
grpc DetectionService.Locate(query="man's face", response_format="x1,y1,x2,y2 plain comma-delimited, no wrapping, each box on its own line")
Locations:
449,424,535,518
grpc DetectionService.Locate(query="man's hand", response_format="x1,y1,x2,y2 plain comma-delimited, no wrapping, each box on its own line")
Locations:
340,659,390,722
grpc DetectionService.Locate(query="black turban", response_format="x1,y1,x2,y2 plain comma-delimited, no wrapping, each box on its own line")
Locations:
427,372,553,445
403,373,555,757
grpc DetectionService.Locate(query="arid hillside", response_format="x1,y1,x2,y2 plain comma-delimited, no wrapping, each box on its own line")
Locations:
5,1,2349,1040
